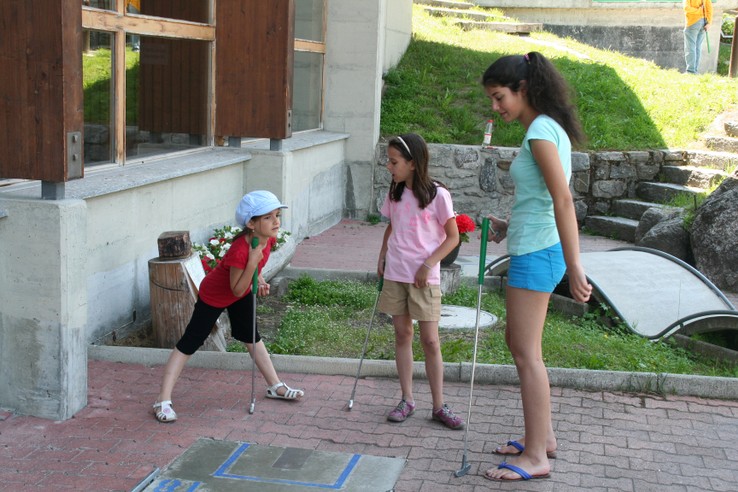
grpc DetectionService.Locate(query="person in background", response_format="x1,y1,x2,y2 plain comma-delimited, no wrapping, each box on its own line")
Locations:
683,0,713,74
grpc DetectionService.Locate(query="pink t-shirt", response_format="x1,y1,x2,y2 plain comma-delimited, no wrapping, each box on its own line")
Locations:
199,235,275,308
380,186,454,284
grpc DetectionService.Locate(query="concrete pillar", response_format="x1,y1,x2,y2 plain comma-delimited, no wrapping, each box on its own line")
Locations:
0,198,88,420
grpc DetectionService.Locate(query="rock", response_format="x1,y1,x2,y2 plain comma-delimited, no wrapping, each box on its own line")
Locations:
690,173,738,291
637,217,692,263
634,207,682,243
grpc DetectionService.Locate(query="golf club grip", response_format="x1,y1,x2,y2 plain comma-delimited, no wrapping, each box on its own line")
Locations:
251,237,259,293
377,276,384,292
478,218,489,284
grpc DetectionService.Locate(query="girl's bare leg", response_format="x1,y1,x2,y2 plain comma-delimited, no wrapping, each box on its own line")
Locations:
418,320,444,410
485,286,554,480
157,348,191,403
393,314,415,402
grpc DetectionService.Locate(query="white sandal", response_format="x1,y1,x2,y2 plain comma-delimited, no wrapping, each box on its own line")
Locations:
153,400,177,423
266,382,304,400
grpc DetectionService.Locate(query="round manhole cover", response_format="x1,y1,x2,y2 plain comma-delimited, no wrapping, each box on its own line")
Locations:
439,305,497,330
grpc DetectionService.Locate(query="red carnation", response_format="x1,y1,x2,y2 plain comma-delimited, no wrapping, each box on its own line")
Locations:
454,213,476,243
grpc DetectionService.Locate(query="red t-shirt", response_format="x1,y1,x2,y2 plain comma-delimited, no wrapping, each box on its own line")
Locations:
198,235,275,308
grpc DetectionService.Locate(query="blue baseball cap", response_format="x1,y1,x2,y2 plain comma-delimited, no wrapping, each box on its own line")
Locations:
235,190,287,226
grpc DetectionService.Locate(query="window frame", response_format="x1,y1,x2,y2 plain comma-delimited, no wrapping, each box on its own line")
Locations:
293,0,326,132
81,0,215,165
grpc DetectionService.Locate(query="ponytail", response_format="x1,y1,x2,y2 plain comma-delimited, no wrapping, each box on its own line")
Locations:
482,52,586,146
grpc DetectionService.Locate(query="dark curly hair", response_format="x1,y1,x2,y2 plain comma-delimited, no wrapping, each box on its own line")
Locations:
481,52,585,146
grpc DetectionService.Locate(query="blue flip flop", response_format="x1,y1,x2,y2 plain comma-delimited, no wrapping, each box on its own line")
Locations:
483,461,551,482
493,439,557,459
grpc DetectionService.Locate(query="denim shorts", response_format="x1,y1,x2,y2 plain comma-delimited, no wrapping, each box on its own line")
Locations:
507,243,566,293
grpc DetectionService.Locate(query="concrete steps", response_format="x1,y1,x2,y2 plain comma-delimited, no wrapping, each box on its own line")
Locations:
584,216,639,243
456,19,543,34
611,199,673,221
414,0,473,9
661,165,727,189
419,2,542,35
422,6,493,21
685,149,738,170
705,135,738,154
636,182,704,203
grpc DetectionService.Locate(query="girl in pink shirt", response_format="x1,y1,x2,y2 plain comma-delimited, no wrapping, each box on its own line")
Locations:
377,133,465,430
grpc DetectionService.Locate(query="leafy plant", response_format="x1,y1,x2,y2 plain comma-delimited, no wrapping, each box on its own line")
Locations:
722,14,735,37
192,225,291,274
254,279,738,378
366,213,381,225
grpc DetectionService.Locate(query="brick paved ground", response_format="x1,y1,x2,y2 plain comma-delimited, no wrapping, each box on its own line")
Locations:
1,360,737,491
1,220,737,491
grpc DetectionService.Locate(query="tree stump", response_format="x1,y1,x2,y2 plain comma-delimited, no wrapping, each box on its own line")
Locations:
149,252,227,351
157,230,192,258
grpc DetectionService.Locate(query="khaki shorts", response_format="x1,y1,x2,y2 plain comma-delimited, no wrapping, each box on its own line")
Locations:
378,279,442,322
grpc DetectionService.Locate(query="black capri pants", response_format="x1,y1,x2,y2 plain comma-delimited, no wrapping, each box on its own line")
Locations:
176,292,261,355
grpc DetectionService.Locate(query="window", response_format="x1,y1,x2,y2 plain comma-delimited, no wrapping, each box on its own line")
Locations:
81,1,214,167
293,0,326,132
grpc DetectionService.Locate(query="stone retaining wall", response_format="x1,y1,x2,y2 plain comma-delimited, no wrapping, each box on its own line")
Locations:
373,143,686,223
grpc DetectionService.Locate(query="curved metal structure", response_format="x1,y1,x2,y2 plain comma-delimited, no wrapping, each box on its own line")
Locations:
485,246,738,341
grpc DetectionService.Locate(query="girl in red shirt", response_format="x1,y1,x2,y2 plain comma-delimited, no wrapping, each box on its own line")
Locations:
153,190,304,423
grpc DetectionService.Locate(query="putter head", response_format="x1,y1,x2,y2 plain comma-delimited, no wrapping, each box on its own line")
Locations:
346,399,354,410
249,402,255,414
453,463,471,477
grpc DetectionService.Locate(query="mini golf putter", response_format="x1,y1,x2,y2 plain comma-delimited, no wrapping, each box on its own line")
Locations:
248,236,259,415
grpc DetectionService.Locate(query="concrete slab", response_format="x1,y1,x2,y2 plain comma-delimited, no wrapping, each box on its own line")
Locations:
148,438,405,491
454,254,499,278
580,248,737,339
439,305,497,331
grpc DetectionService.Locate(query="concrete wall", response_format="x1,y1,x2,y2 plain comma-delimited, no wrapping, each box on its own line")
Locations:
0,199,87,420
0,135,348,419
0,0,410,420
323,0,412,219
382,0,413,73
372,143,684,224
475,0,738,72
242,134,348,240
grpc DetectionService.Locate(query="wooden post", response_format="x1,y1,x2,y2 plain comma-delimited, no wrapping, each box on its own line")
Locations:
148,231,227,351
730,16,738,78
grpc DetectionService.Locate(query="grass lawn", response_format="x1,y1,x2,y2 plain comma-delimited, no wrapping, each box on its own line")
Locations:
381,5,738,151
232,276,738,379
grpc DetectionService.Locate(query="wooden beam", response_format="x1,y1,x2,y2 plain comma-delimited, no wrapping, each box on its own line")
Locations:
295,39,325,54
113,30,126,164
82,9,214,41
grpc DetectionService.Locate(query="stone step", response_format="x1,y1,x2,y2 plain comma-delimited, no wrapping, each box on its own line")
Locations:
685,149,738,171
455,19,543,34
611,199,673,221
423,6,492,21
661,165,727,189
414,0,474,9
705,135,738,154
636,182,704,204
584,216,638,243
725,120,738,138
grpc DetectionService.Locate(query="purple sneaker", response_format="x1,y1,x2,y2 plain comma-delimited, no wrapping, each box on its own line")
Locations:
432,404,465,430
387,399,416,422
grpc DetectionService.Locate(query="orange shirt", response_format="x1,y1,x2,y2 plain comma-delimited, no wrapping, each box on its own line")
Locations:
684,0,713,28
